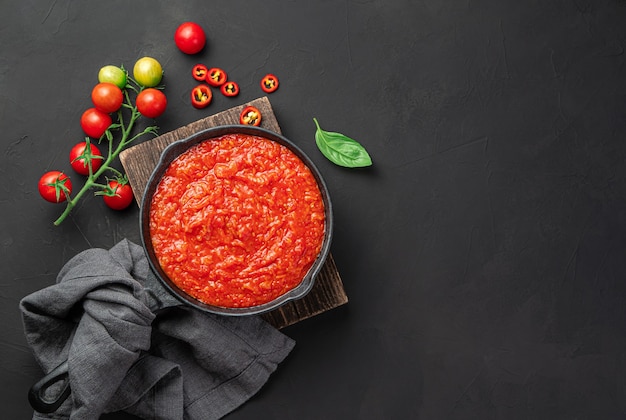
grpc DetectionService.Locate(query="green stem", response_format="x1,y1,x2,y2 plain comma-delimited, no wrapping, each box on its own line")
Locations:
53,94,155,225
107,167,124,179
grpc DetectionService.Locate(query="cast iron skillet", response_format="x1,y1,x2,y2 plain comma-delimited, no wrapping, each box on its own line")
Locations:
29,125,333,413
140,124,334,315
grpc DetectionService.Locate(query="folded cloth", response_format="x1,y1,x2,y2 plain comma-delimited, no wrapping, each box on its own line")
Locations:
20,239,295,420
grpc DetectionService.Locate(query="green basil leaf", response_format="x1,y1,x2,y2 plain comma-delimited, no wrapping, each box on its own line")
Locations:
313,118,372,168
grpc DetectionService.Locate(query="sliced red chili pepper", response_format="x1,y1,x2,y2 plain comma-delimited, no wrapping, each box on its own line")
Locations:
206,67,227,87
191,85,213,109
192,64,208,81
260,74,279,93
220,81,239,97
239,105,262,126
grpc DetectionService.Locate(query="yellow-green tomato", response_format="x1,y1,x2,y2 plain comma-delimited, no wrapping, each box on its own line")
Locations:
133,57,163,87
98,65,127,89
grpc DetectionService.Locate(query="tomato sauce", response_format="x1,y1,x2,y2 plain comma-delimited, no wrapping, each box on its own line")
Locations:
149,133,326,308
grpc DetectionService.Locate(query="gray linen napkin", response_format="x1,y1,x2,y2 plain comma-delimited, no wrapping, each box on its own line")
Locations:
20,239,295,420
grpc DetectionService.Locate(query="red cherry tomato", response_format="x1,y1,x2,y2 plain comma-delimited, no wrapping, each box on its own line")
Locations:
192,64,208,81
191,85,213,109
239,106,262,126
136,88,167,118
38,171,72,203
103,180,134,210
260,74,279,93
80,108,112,138
91,82,124,113
174,22,207,55
206,68,227,87
69,141,103,176
220,81,239,97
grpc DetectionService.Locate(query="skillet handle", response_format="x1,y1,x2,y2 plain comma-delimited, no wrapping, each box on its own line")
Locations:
28,360,71,413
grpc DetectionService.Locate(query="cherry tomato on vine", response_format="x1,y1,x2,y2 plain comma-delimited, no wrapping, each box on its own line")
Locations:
191,85,212,109
103,180,134,210
80,108,112,138
260,74,279,93
206,68,227,87
136,88,167,118
221,81,239,97
174,22,206,55
38,171,72,203
98,65,127,89
133,57,163,87
69,141,103,176
239,106,262,126
91,83,123,113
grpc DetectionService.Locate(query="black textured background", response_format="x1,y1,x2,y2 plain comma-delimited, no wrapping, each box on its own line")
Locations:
3,0,626,418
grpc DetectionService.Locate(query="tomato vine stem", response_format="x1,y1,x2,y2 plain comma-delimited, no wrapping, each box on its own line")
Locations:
53,84,158,226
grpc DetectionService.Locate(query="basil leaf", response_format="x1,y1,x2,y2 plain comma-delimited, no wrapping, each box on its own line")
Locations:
313,118,372,168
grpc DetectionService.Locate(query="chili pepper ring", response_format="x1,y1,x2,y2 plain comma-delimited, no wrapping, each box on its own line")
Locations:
261,74,279,93
239,106,262,126
206,68,227,87
191,85,213,109
221,81,239,97
192,64,208,81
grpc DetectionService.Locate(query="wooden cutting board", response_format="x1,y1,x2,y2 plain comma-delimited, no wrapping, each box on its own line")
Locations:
119,96,348,329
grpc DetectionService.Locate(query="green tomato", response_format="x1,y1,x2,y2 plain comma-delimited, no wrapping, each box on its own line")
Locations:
98,65,127,89
133,57,163,87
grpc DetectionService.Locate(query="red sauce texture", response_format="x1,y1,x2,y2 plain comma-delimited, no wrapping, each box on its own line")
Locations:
149,133,326,308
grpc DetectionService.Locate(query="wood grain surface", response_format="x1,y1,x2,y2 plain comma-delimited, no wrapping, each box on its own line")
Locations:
119,96,348,329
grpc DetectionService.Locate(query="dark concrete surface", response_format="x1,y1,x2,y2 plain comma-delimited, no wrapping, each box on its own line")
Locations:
3,0,626,418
